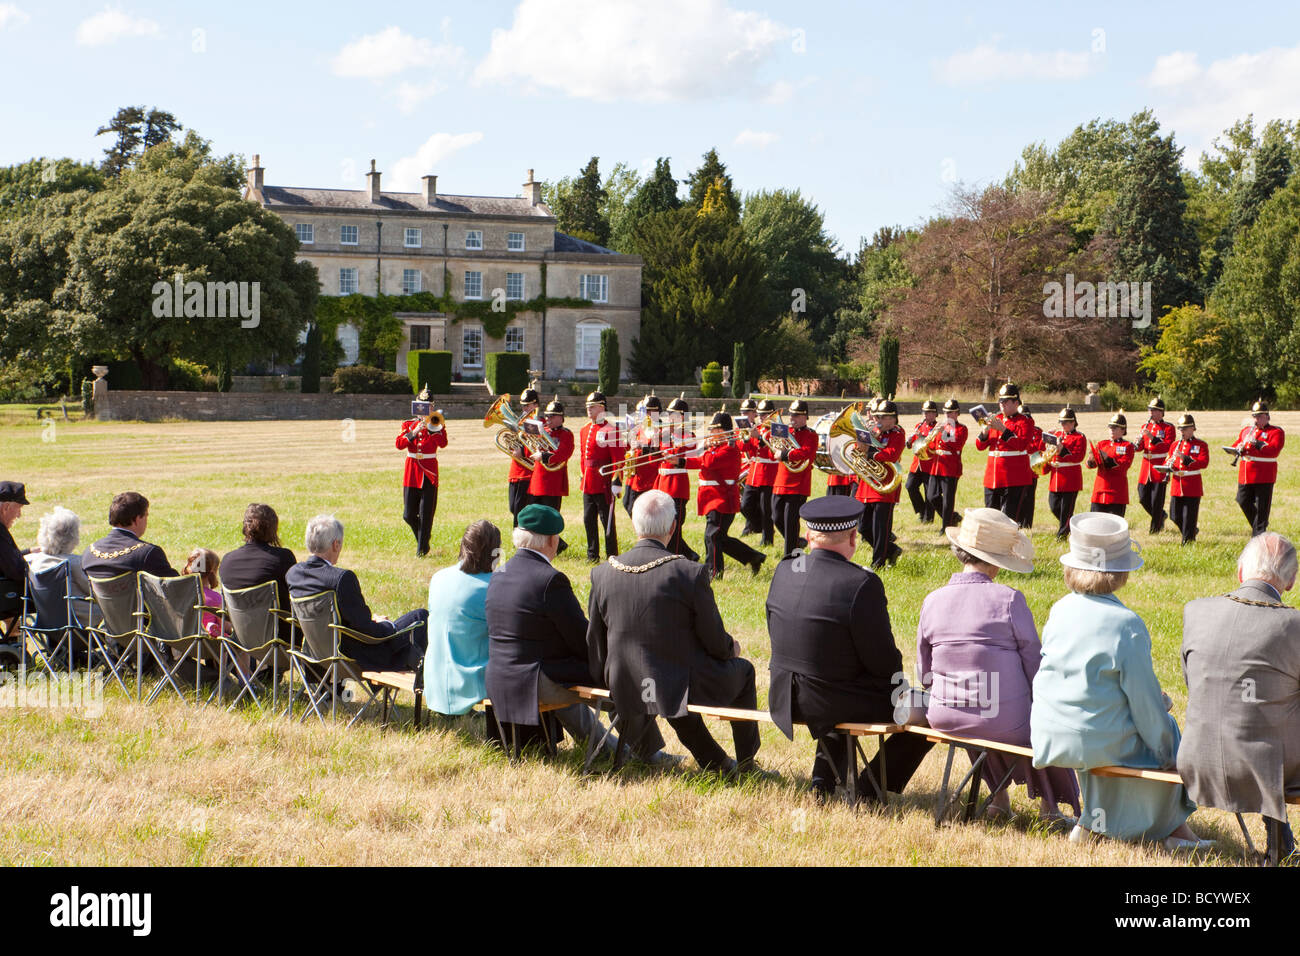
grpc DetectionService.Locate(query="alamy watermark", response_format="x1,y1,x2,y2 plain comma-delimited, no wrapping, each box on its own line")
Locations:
1043,274,1151,329
151,274,260,328
0,668,105,718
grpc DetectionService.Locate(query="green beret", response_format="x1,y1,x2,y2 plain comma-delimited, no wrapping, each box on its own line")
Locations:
517,504,564,536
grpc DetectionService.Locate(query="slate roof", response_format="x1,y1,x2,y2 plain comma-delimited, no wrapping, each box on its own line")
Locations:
552,232,619,255
260,185,554,218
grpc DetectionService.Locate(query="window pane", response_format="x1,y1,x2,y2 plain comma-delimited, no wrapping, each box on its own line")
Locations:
405,227,421,248
507,232,524,251
402,269,421,294
340,224,358,244
505,327,525,352
464,271,482,299
579,274,608,302
463,327,483,367
295,223,314,244
506,272,524,300
576,325,606,369
466,230,483,250
410,325,431,351
339,268,358,294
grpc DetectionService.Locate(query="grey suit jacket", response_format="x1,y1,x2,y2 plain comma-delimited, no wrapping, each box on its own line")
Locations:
1178,580,1300,819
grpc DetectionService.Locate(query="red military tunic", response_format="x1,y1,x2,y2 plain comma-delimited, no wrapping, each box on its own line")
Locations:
1137,419,1176,485
742,429,779,487
654,426,696,501
974,413,1034,488
855,426,906,504
1168,437,1210,498
1088,438,1135,505
1044,430,1087,493
395,419,448,488
1235,423,1285,484
508,408,539,484
626,424,661,493
579,420,618,495
826,471,857,488
527,424,574,497
928,421,967,478
907,419,938,475
772,425,819,497
685,441,742,515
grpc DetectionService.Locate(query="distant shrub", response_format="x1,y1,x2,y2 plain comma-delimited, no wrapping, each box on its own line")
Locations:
333,365,412,394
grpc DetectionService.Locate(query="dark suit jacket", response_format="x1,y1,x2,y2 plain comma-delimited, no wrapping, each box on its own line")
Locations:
0,523,26,584
286,555,398,642
588,537,740,719
82,528,177,580
220,541,297,611
485,548,592,724
765,547,901,739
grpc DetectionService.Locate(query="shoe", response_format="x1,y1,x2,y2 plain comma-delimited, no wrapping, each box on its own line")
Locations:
556,538,569,556
416,548,430,558
886,544,903,566
645,750,686,769
1163,836,1215,853
733,758,780,783
1068,825,1097,845
586,555,599,565
748,556,765,577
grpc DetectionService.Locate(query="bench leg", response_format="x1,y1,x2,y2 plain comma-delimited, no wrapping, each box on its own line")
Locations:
961,751,986,823
854,737,888,807
1266,816,1283,867
844,735,858,804
414,690,423,730
935,744,957,826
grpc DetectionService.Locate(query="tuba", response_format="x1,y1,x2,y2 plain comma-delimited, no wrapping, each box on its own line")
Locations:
484,394,556,469
827,403,904,496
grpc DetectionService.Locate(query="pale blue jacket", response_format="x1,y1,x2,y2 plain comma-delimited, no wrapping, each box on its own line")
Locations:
424,564,493,715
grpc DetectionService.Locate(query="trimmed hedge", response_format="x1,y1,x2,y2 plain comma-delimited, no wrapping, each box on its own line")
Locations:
485,351,532,396
333,365,412,394
408,350,452,394
598,328,620,396
700,361,724,399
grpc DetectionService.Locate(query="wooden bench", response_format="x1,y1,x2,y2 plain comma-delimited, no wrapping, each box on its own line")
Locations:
360,670,422,730
906,726,1038,825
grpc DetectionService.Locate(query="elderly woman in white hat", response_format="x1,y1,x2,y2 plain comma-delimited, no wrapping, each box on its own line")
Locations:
917,508,1081,823
1030,513,1210,851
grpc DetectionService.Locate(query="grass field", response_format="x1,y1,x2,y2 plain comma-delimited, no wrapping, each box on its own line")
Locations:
0,409,1293,865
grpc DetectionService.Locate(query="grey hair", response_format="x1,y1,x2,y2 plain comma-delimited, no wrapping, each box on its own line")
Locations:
632,489,676,539
1063,566,1128,595
37,506,81,556
1238,533,1299,590
511,526,553,552
304,514,344,555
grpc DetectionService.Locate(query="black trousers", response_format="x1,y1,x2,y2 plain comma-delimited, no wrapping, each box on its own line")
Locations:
741,484,775,545
985,485,1030,526
342,609,430,671
1090,501,1126,517
704,511,764,578
826,483,855,497
1237,483,1274,535
623,486,642,518
402,481,438,554
1137,479,1169,533
583,492,618,559
1017,477,1038,529
858,501,896,569
668,497,700,561
927,474,959,528
905,470,931,521
812,731,935,802
1170,495,1201,544
1047,490,1078,538
772,493,806,558
508,480,530,528
653,663,761,771
529,495,569,554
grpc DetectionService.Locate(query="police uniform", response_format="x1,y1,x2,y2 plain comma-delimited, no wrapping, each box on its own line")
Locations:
1136,396,1176,534
926,399,967,530
1234,401,1286,535
854,399,905,570
739,398,778,545
973,383,1035,525
765,496,933,801
1166,414,1210,544
771,399,820,558
624,394,663,518
904,400,940,522
654,394,701,561
578,390,620,562
507,387,540,527
396,400,448,557
1088,412,1135,517
1043,408,1087,539
685,411,765,579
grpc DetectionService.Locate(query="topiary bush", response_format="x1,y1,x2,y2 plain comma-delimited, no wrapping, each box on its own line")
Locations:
408,350,452,394
485,352,532,396
700,361,724,398
598,328,620,396
333,365,412,394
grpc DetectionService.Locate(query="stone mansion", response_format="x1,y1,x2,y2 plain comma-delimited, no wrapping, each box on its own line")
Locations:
243,156,643,381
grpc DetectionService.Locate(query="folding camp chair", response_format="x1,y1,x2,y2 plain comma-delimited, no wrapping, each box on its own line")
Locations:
88,572,145,697
220,581,292,713
20,560,89,679
288,590,418,727
137,572,226,705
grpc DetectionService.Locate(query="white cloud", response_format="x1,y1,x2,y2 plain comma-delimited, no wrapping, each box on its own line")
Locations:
395,78,448,113
75,6,161,47
935,43,1096,85
332,26,443,79
734,129,778,148
475,0,790,102
389,132,485,191
1144,43,1300,158
0,4,30,30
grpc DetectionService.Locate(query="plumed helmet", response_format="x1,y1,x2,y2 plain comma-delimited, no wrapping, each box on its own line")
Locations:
519,387,540,406
1252,399,1270,415
876,399,899,416
921,399,939,412
1176,413,1196,428
942,398,960,412
667,392,690,414
739,398,758,412
1058,406,1077,423
1108,412,1127,429
997,382,1020,401
585,389,606,407
544,396,565,416
710,410,733,430
756,399,776,413
643,392,662,411
1147,395,1166,411
788,398,810,415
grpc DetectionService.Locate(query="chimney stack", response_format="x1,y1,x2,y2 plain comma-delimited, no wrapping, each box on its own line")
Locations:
422,174,438,205
366,159,381,203
245,153,265,202
523,168,541,206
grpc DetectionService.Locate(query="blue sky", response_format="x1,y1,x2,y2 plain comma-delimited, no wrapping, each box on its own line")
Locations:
3,0,1298,253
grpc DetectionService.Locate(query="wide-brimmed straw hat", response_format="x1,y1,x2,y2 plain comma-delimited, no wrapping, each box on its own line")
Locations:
944,507,1034,573
1059,512,1143,572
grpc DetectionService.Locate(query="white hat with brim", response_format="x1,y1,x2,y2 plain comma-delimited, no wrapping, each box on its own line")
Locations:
944,507,1034,573
1059,512,1144,572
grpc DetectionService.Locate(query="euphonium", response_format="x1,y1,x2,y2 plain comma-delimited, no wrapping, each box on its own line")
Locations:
912,419,945,462
1029,437,1062,477
827,403,904,496
484,394,556,469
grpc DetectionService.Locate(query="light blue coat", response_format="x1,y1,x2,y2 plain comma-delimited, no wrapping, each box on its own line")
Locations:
424,564,493,716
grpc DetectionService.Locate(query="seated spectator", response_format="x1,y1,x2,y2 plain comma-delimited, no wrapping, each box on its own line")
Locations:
1178,532,1300,861
184,548,230,639
1031,513,1210,850
220,503,297,640
26,505,98,630
919,508,1080,822
286,514,428,671
1,481,32,629
425,520,499,716
82,492,177,580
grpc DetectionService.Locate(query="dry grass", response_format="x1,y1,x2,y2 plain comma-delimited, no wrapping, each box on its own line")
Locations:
1,410,1293,865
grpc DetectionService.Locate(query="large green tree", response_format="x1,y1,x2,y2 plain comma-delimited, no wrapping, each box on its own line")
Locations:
96,105,183,177
685,148,739,221
627,157,681,223
550,156,610,247
0,158,105,214
600,161,641,254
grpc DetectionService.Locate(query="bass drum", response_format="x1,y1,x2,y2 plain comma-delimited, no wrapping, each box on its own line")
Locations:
815,411,852,475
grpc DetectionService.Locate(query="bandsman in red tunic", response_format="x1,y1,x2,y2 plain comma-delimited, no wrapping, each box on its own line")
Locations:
506,386,540,527
579,389,620,563
685,410,765,580
1043,407,1087,539
654,393,701,560
904,400,940,522
1161,413,1210,544
739,398,778,544
396,395,448,557
1017,404,1044,529
527,397,575,555
854,399,906,569
771,398,820,558
973,382,1035,526
1233,400,1286,535
623,394,663,518
926,398,967,530
1087,412,1135,517
1136,395,1176,534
